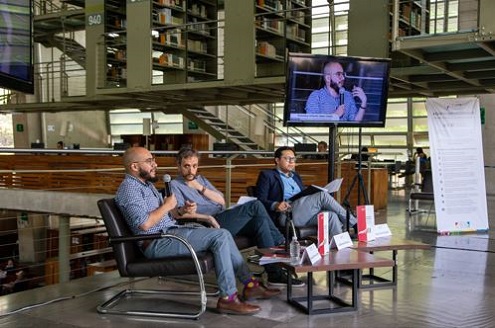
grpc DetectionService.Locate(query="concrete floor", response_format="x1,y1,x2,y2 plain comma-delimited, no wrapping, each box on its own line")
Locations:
1,190,495,328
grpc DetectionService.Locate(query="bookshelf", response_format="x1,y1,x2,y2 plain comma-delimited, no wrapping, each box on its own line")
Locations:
255,0,312,77
104,0,218,87
394,0,430,38
389,0,430,67
151,0,218,84
104,0,128,87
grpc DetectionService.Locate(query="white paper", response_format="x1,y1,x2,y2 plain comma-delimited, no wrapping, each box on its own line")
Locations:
374,224,392,238
332,232,353,250
310,178,343,193
229,196,257,209
303,243,322,265
322,178,343,193
236,196,257,205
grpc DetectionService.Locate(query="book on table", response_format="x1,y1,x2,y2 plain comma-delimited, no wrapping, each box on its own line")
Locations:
256,253,293,265
251,246,304,265
289,178,343,202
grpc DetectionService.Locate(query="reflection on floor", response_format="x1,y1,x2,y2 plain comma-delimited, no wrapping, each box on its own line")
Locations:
1,190,495,328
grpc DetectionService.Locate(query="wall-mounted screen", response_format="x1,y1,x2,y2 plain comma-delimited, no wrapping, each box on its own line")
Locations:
0,0,34,94
284,53,391,127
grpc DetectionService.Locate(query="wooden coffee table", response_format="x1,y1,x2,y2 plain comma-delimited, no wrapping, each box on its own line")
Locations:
346,237,431,289
277,248,395,315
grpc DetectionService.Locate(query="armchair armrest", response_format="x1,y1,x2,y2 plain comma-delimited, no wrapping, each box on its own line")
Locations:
108,233,163,244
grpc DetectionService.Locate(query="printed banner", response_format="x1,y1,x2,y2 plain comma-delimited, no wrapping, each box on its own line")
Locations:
426,98,489,233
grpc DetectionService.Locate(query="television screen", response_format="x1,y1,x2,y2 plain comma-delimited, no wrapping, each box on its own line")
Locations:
0,0,34,94
284,53,391,127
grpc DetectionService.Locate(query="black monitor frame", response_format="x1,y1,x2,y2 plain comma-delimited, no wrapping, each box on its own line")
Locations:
283,53,391,128
0,0,34,94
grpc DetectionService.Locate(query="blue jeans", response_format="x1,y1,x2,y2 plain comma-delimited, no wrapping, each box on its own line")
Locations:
144,226,251,297
215,200,285,248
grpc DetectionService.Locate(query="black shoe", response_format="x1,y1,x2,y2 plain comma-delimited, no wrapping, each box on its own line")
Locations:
267,269,305,288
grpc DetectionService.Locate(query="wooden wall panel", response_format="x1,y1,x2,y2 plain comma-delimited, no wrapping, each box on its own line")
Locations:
0,155,387,209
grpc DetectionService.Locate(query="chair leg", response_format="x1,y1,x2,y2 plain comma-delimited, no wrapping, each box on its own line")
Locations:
97,234,208,320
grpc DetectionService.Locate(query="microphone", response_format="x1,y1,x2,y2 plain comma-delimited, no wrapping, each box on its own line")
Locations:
163,174,172,198
339,87,345,106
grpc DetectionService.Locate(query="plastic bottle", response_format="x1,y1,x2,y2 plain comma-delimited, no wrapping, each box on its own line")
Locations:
289,236,301,265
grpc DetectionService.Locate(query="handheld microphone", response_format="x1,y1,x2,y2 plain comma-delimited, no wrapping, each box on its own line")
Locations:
163,174,172,197
339,87,345,106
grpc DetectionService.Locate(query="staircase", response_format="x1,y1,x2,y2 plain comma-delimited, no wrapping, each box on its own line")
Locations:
33,1,87,66
180,107,262,151
35,35,86,68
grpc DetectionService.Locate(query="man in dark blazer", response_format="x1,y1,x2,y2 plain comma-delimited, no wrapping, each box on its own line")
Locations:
256,146,357,238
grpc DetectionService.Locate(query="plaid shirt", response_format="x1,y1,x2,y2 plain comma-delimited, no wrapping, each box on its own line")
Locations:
115,174,176,235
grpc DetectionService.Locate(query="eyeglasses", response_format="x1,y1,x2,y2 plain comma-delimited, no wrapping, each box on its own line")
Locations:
281,156,297,163
134,157,156,165
332,71,346,78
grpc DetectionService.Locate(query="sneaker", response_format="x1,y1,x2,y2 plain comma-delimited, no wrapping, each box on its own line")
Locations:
267,269,305,288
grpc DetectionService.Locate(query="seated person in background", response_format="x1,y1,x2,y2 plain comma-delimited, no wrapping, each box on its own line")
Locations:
1,266,30,295
315,141,329,160
305,60,367,122
256,146,357,240
170,147,304,288
115,147,280,315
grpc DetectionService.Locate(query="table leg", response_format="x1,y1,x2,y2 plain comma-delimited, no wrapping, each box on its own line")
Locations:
307,272,313,313
392,250,398,284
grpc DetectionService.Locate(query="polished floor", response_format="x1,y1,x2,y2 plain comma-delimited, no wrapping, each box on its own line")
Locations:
1,190,495,328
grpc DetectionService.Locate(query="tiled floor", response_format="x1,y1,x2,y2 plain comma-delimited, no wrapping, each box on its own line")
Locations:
1,190,495,327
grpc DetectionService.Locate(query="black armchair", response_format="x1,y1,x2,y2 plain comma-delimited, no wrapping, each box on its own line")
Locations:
96,198,215,320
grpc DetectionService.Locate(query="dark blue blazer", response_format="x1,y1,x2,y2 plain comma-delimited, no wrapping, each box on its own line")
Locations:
255,168,305,221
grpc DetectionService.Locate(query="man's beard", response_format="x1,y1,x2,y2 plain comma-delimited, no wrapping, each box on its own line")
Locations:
329,80,340,94
139,168,158,183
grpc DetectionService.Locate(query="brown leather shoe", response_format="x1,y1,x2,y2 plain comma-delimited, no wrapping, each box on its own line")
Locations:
242,283,281,300
217,295,260,315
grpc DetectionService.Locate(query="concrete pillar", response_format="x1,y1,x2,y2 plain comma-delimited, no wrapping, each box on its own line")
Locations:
58,215,71,283
17,212,47,263
85,0,106,95
224,0,255,83
126,0,152,89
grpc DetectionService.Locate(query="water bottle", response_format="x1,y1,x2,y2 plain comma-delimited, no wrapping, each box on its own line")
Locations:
289,236,301,265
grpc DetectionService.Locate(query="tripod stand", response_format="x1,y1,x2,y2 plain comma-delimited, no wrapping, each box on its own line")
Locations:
342,128,370,231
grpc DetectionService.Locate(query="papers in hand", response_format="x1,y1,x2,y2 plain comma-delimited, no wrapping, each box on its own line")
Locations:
289,178,343,202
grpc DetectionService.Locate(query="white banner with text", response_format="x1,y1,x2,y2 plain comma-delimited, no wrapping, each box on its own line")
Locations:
426,97,488,233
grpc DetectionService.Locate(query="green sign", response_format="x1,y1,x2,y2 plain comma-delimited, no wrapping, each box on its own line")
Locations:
481,107,485,125
16,124,23,132
188,121,198,130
